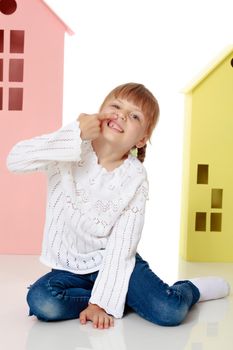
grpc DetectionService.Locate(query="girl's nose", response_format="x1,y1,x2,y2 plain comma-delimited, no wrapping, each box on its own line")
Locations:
116,112,127,121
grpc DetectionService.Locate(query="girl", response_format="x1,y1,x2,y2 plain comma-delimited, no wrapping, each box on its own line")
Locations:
7,83,230,330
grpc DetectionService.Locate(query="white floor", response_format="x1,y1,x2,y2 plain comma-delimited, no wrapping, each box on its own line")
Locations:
0,255,232,350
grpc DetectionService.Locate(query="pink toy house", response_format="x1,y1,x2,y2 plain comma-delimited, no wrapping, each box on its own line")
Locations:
0,0,73,254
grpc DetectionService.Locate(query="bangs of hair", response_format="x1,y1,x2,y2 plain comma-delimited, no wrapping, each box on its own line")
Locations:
116,84,150,109
99,83,159,141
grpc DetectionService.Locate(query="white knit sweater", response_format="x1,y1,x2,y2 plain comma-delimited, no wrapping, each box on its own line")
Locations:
6,119,149,318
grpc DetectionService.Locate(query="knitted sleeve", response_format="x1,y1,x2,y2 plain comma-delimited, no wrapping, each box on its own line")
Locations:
88,180,149,318
6,120,82,173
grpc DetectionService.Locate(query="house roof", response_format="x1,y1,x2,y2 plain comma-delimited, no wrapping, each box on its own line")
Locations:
182,45,233,93
41,0,74,35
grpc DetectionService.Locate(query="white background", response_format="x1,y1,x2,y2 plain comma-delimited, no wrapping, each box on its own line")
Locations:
46,0,233,282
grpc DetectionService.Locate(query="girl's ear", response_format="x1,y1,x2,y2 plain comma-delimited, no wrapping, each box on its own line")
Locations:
135,134,148,149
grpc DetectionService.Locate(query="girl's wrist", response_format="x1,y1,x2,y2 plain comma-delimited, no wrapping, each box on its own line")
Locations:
88,302,102,309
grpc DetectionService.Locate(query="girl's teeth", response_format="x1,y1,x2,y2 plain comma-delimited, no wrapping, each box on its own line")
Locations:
108,121,123,132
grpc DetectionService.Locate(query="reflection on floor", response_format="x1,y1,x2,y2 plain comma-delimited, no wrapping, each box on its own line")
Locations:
0,255,232,350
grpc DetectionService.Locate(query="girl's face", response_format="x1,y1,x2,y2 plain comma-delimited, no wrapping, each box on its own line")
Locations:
100,97,149,152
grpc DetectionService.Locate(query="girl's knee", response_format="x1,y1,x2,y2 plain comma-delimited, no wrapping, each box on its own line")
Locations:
155,306,187,326
148,297,189,326
27,284,62,321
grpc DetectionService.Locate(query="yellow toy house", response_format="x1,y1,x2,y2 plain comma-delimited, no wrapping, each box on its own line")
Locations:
180,46,233,262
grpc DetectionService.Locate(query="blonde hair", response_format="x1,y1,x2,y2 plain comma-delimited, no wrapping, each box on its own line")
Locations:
99,83,160,162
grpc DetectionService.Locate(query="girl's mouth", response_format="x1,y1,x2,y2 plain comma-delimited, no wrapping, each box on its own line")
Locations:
107,120,124,133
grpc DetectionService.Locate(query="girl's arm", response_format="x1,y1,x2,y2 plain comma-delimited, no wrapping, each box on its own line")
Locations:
6,120,82,173
89,180,149,319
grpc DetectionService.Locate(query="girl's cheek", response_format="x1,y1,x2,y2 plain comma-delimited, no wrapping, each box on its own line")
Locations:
102,107,113,114
104,109,119,119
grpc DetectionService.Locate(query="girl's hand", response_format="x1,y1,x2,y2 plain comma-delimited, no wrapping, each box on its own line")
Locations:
78,113,117,141
79,303,114,329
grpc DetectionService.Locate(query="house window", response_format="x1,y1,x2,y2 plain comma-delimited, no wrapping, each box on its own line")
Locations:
0,28,24,111
195,212,206,231
10,30,24,53
197,164,209,184
211,189,223,209
210,213,222,232
0,0,17,15
0,30,3,52
9,59,23,82
0,59,3,81
0,87,2,110
8,87,23,110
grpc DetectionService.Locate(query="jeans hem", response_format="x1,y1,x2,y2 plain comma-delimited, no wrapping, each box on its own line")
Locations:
173,280,200,306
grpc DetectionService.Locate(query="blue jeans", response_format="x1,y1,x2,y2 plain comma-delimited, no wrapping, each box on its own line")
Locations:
27,253,200,326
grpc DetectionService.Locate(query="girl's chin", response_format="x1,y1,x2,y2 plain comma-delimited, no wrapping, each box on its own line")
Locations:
100,130,124,146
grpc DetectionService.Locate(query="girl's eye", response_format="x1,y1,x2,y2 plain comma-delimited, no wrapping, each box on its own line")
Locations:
111,104,120,109
130,113,140,121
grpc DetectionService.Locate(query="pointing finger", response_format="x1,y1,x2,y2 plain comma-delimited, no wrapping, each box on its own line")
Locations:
98,113,118,121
